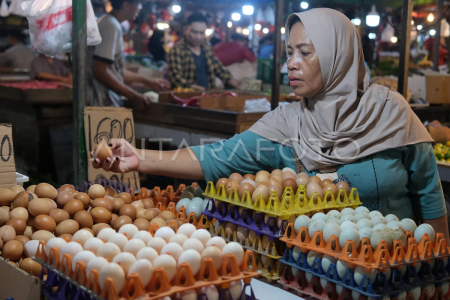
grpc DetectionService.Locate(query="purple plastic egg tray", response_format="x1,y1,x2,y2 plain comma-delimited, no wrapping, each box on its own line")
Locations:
74,177,132,194
280,246,450,299
203,198,286,239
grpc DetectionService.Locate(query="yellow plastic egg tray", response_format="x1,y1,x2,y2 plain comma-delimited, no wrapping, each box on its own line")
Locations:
203,181,362,218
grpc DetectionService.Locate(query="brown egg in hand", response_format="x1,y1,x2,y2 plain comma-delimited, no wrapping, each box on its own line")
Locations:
93,142,113,162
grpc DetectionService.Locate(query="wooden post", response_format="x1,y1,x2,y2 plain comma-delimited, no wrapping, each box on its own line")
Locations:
397,0,413,98
433,0,443,70
271,0,284,110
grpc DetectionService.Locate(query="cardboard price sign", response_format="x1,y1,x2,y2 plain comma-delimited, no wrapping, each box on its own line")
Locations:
84,107,140,190
0,124,16,188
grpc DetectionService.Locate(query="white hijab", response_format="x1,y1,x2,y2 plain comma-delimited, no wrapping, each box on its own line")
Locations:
250,8,432,171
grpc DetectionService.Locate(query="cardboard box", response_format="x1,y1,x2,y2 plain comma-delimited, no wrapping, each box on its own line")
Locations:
0,124,17,188
421,70,450,104
138,66,163,79
84,107,140,190
0,257,41,300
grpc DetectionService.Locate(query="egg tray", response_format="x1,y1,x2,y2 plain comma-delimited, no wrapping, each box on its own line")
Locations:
35,241,260,300
280,245,450,298
281,224,450,272
278,267,450,300
255,255,285,283
203,181,362,218
203,198,286,239
76,178,130,194
207,221,285,259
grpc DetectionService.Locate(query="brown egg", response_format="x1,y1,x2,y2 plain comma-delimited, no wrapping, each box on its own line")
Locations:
252,185,270,204
0,225,16,242
271,169,283,176
75,193,91,208
15,235,30,245
238,183,255,199
42,198,57,209
26,185,36,193
256,170,271,178
31,230,54,242
136,208,152,221
271,174,284,184
255,174,270,185
117,192,132,204
2,240,23,261
56,191,74,208
229,173,244,183
248,230,257,246
28,199,52,216
134,218,150,231
323,184,339,200
242,174,255,181
112,198,125,214
268,178,283,189
10,185,24,194
91,198,113,212
0,188,15,206
27,215,34,227
105,187,117,198
224,223,237,238
226,181,240,196
24,226,33,239
256,182,269,188
283,178,298,193
268,184,282,199
7,218,27,235
282,172,297,181
55,219,79,236
49,209,69,224
10,207,28,221
94,224,111,236
88,184,106,199
90,207,112,224
119,204,136,219
147,209,160,219
130,201,143,210
149,218,166,228
0,208,9,226
29,192,38,200
336,181,350,196
92,223,107,233
261,235,272,251
74,210,94,229
20,257,42,276
63,200,84,218
82,228,95,235
58,184,75,193
8,261,17,267
59,233,72,242
309,176,322,184
296,175,309,187
160,211,176,220
320,179,334,188
215,178,230,192
306,182,324,200
0,206,10,213
179,191,194,200
11,191,33,209
93,143,113,162
114,215,132,231
34,183,57,200
111,214,119,227
142,199,155,209
154,215,166,222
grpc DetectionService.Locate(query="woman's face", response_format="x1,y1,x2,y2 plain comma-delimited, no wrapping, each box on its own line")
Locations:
287,22,323,98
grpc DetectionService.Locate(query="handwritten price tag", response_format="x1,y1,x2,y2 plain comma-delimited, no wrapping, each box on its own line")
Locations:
240,79,262,91
0,124,17,188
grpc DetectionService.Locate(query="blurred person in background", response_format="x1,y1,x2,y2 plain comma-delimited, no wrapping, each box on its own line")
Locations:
258,33,274,59
30,54,72,87
148,29,166,62
0,31,36,70
214,33,256,67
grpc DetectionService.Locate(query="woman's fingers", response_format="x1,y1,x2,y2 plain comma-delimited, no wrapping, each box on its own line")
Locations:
92,158,101,169
109,138,126,150
102,157,114,172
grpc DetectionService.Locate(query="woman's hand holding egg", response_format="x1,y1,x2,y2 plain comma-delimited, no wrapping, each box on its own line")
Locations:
91,139,140,173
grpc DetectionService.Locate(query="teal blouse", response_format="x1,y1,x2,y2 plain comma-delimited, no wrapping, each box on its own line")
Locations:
191,131,446,221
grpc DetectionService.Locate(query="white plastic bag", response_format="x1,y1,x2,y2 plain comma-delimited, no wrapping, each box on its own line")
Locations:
0,0,9,17
244,98,271,113
9,0,26,16
22,0,101,57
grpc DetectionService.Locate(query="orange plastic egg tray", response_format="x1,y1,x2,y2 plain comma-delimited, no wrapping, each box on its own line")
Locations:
281,223,450,272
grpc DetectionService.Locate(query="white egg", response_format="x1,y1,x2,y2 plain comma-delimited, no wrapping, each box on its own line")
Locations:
136,247,159,264
387,221,404,230
355,206,370,214
178,249,202,275
86,256,108,278
72,230,94,247
97,242,121,261
385,214,399,223
358,227,373,240
206,236,227,251
283,167,296,174
97,228,116,241
340,221,358,231
326,217,342,225
183,238,204,254
305,272,313,282
169,233,188,246
320,278,328,289
202,246,223,270
321,255,337,276
354,266,377,287
292,246,302,262
133,231,153,244
84,238,104,255
99,262,125,293
327,210,341,219
118,224,139,239
128,259,154,287
371,216,387,226
370,229,392,250
441,281,450,296
202,198,210,212
341,208,356,215
45,237,67,257
187,201,203,218
147,237,167,254
228,281,242,300
112,252,136,273
178,290,197,300
336,260,349,280
123,239,146,257
311,213,327,222
161,242,184,261
108,233,128,251
72,250,96,273
291,266,299,276
176,198,191,212
356,219,373,230
408,287,422,300
400,218,417,233
154,227,175,243
241,179,257,188
336,284,344,297
340,214,356,223
177,223,196,238
368,211,383,219
373,224,388,231
354,213,368,222
339,228,360,249
352,291,360,300
307,251,323,267
308,220,326,238
60,242,83,261
154,254,177,281
198,285,219,300
323,223,342,243
24,240,40,258
414,224,435,243
222,242,244,266
294,215,311,233
425,284,436,298
191,229,211,247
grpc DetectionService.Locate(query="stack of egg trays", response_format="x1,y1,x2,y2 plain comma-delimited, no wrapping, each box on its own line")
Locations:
203,181,362,217
34,241,260,300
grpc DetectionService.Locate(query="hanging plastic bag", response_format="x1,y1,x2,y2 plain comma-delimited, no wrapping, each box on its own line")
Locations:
0,0,9,17
21,0,101,57
9,0,26,16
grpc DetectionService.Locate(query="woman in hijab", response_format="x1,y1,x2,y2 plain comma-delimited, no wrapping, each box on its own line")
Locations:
93,9,448,240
